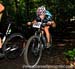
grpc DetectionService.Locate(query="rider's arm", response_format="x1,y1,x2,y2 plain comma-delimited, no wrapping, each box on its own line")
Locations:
27,20,37,26
45,10,52,20
32,20,37,24
0,3,5,13
51,21,56,28
45,10,56,27
27,16,40,25
47,19,56,28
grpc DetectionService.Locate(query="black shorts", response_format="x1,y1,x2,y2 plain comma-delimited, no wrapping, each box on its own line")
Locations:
0,24,6,38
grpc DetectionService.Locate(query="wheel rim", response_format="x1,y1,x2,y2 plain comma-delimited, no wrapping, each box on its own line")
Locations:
4,36,23,59
26,37,42,67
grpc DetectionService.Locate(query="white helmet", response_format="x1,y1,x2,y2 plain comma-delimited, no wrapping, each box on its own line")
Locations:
36,6,46,16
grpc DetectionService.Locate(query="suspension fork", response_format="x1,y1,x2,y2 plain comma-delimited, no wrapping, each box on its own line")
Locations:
41,31,46,47
2,23,11,44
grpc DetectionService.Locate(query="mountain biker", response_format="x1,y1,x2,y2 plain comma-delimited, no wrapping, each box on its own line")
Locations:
0,3,5,56
27,6,56,48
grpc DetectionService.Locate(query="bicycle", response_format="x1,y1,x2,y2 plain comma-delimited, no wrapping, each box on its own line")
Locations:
0,15,24,59
24,22,52,67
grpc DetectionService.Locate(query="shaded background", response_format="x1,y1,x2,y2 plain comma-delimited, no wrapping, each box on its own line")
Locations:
0,0,75,39
0,0,75,69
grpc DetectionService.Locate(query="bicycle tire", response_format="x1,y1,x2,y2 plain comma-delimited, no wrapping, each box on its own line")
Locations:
24,35,42,67
3,33,24,59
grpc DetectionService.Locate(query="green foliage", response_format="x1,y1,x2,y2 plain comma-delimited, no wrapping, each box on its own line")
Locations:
64,49,75,61
0,0,75,23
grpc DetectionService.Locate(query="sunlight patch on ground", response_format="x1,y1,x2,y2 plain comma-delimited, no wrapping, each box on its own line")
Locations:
57,43,66,46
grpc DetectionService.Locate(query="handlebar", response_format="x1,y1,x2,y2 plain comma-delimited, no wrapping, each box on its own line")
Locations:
41,23,47,27
27,21,52,29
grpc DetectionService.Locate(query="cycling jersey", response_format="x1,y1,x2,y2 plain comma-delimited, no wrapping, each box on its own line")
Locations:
35,16,48,23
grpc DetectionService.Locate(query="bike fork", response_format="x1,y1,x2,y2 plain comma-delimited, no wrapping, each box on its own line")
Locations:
41,35,46,48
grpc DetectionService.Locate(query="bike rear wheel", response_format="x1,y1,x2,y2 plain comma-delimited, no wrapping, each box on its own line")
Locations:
3,33,24,59
24,35,42,67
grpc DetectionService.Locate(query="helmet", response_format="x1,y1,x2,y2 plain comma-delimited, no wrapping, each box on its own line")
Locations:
36,6,46,16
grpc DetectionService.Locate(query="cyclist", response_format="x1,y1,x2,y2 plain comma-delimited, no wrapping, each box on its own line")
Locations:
28,6,56,48
0,3,5,56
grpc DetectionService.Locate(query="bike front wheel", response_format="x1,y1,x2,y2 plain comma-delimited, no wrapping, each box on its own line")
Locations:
24,35,42,67
3,33,24,59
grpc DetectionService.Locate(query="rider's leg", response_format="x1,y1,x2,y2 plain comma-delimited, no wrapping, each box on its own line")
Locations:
0,37,2,48
44,26,50,48
0,37,4,57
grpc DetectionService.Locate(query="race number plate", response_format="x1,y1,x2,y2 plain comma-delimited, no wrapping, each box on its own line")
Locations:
33,22,42,28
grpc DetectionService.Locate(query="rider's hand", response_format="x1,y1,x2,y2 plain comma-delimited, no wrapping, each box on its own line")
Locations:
27,22,32,25
47,21,52,25
47,21,56,27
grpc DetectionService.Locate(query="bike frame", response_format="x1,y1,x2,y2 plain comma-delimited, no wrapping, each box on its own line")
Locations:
34,27,46,48
2,23,12,44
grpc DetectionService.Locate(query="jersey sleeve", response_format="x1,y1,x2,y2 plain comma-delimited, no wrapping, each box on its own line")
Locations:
35,16,41,22
45,10,52,20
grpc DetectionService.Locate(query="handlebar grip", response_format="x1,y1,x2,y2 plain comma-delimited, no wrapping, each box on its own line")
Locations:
41,23,46,27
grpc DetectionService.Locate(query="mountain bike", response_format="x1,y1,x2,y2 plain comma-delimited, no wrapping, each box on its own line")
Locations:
24,22,52,67
0,15,24,59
